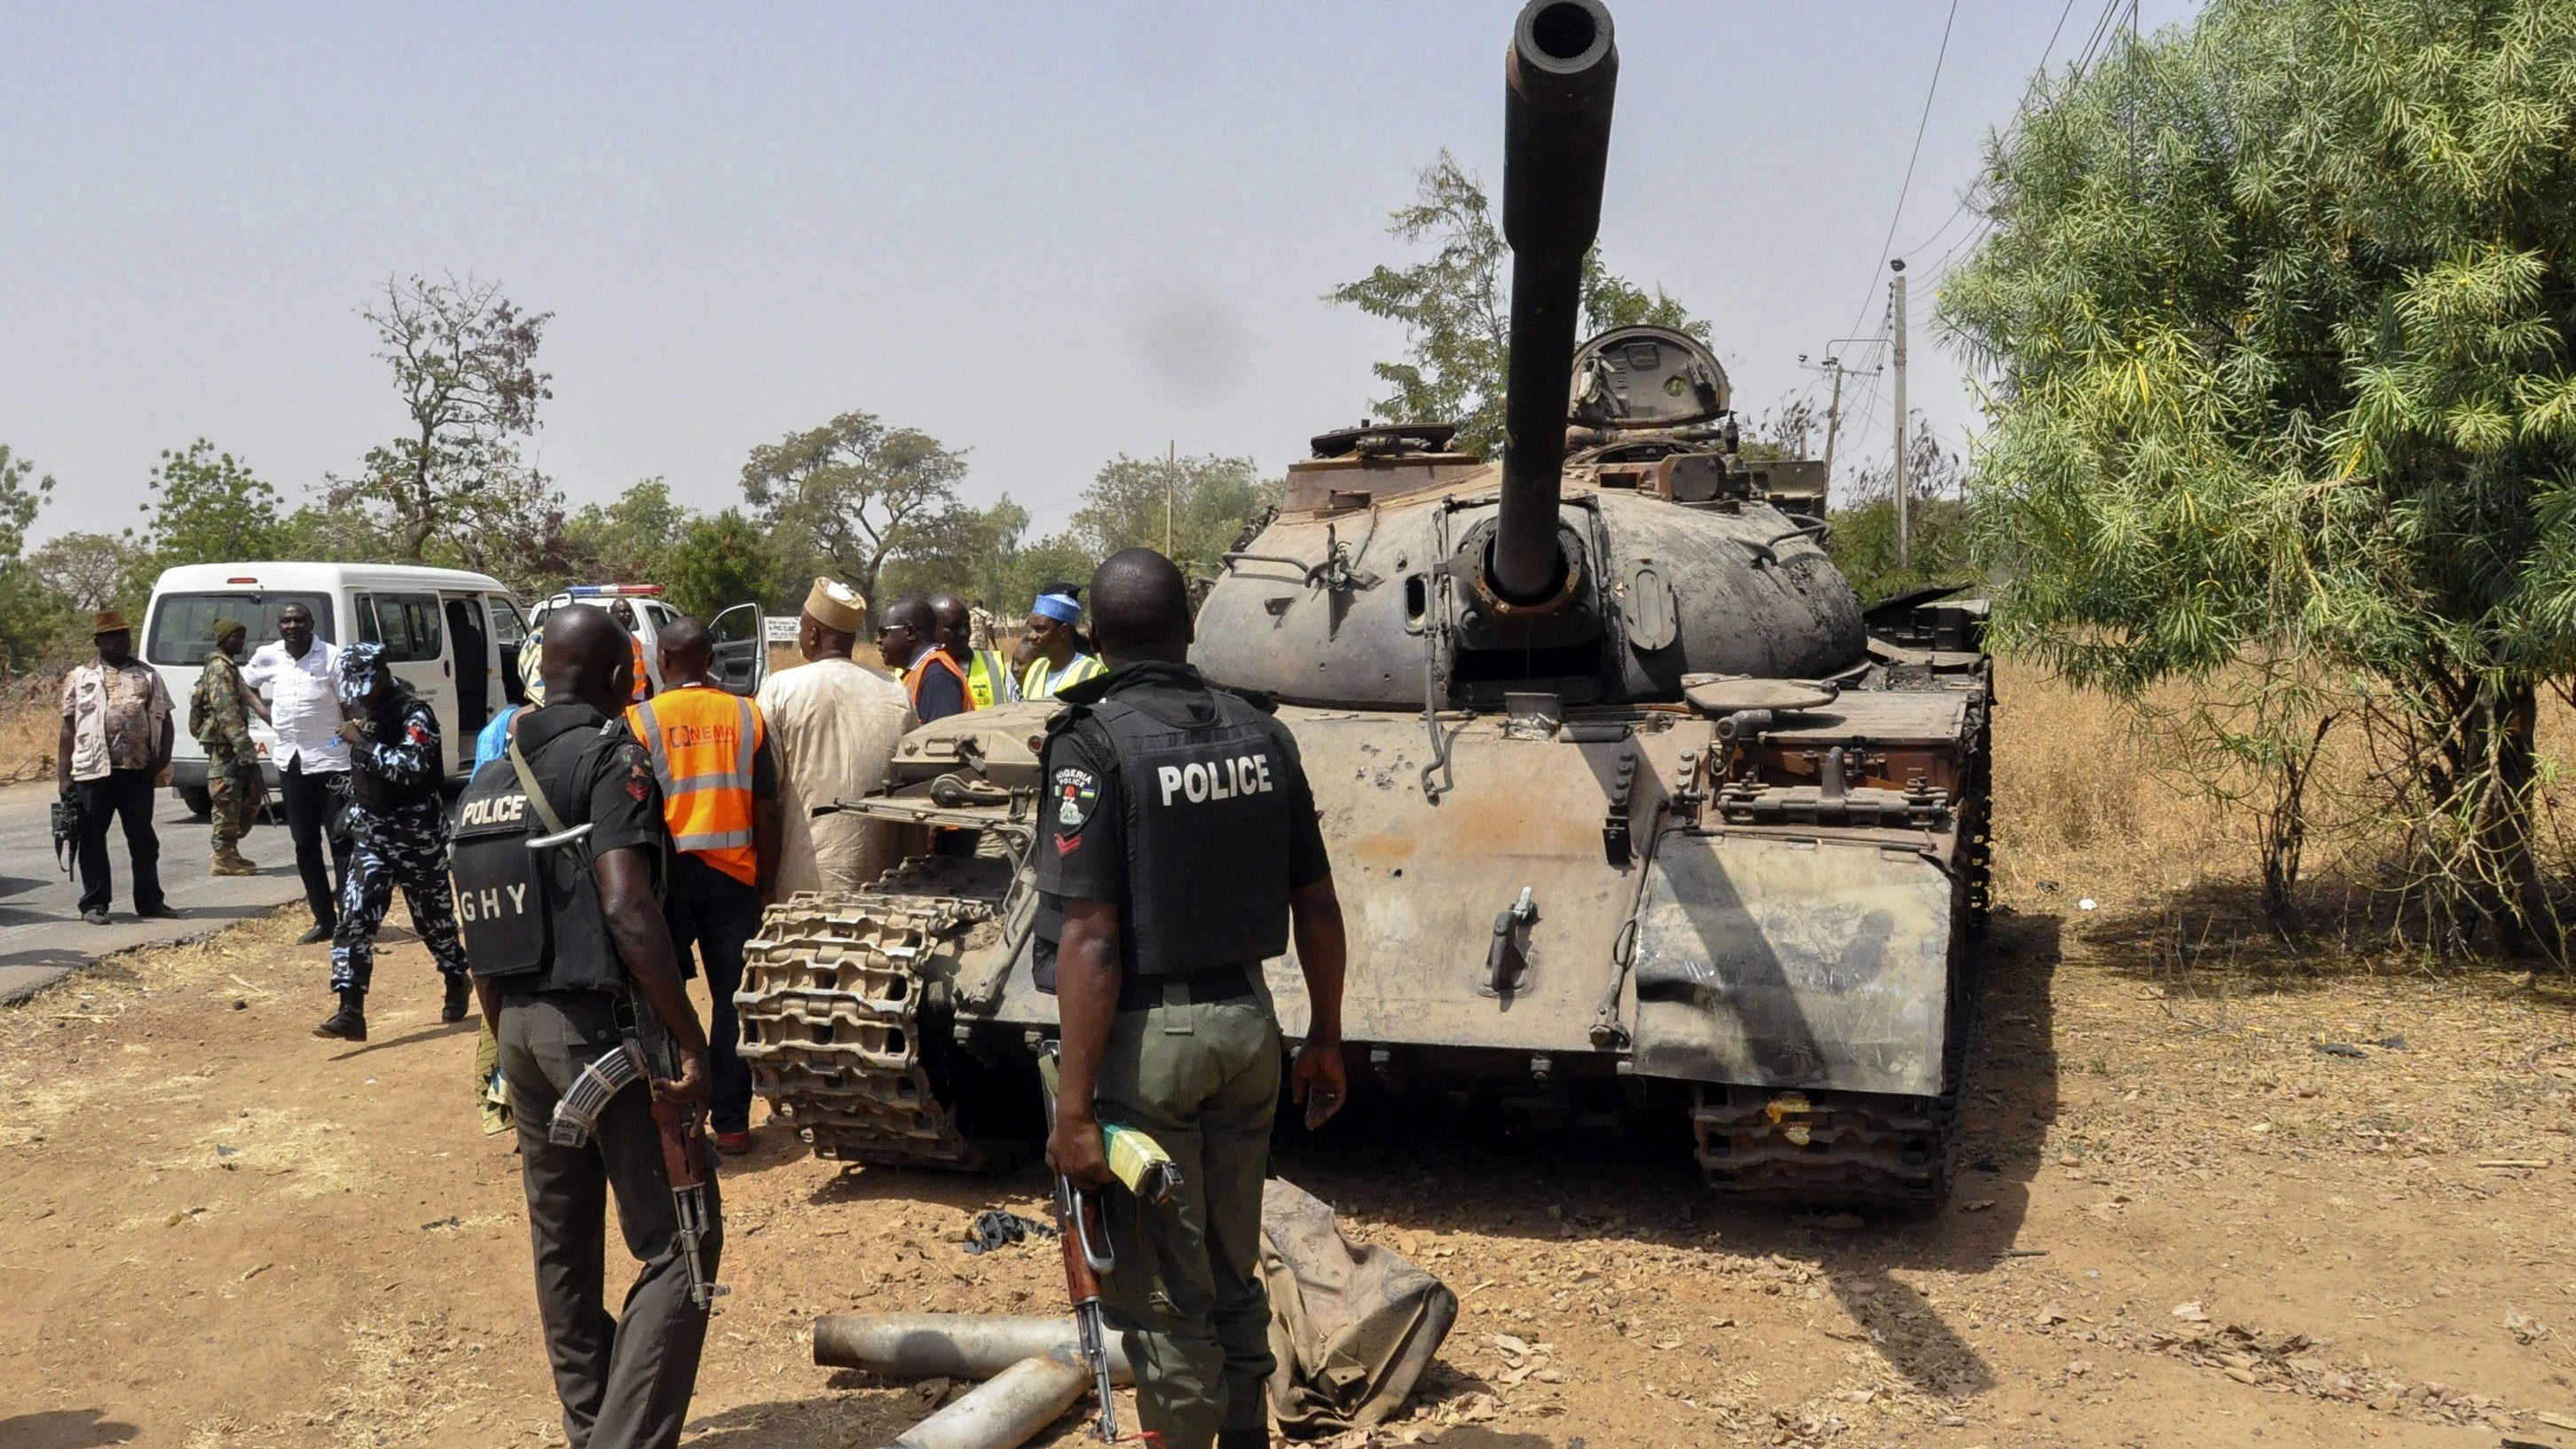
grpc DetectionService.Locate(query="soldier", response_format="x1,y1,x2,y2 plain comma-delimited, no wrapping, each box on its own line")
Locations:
1038,547,1351,1449
312,642,471,1042
461,602,720,1449
193,617,264,877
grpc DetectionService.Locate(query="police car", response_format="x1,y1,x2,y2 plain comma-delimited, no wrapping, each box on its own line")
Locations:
524,585,769,698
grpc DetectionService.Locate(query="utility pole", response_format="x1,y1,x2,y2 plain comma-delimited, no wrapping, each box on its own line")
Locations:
1890,259,1910,571
1808,340,1881,506
1164,439,1176,556
1820,357,1847,484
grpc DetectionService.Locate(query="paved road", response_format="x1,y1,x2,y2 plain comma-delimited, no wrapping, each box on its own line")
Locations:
0,781,313,1004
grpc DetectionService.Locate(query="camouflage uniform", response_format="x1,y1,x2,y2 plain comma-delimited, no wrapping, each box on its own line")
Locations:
193,650,259,854
329,684,469,994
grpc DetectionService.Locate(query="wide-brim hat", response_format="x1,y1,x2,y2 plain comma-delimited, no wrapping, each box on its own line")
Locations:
92,610,129,634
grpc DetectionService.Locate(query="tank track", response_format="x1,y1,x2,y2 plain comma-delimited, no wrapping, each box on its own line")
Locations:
1689,687,1993,1210
735,855,1015,1169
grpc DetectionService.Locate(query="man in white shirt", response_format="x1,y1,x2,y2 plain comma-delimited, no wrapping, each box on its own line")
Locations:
242,602,351,944
756,578,913,894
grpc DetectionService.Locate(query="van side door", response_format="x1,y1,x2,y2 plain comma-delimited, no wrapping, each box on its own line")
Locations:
353,590,460,774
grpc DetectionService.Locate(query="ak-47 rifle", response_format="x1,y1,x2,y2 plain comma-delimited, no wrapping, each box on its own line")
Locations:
632,999,726,1312
1040,1044,1123,1443
532,816,726,1313
50,795,79,878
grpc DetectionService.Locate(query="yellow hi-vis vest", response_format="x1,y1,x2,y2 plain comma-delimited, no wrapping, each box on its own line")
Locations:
965,649,1011,708
1019,652,1106,701
625,684,763,887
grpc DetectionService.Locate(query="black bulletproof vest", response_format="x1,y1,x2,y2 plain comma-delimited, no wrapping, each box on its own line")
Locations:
349,694,441,810
445,715,626,993
1087,689,1296,979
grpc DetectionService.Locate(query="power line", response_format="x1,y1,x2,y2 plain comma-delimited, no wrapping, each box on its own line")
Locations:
1895,0,2090,264
1837,0,1963,344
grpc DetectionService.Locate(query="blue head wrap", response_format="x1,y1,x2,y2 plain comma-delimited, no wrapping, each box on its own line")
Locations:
1031,593,1082,625
337,642,387,708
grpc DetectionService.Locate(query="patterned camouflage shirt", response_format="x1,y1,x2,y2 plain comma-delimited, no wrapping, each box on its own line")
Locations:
193,651,256,758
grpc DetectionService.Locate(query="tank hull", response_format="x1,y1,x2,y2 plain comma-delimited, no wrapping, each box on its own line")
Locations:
737,660,1991,1207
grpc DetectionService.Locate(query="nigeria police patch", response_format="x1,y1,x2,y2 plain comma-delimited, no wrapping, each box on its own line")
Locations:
1052,767,1099,830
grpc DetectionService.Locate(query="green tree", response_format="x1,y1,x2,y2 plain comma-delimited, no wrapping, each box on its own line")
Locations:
1329,151,1710,461
564,477,690,583
1824,416,1975,605
0,445,64,670
135,440,286,570
663,508,784,621
328,272,562,568
738,410,969,608
880,497,1098,616
28,532,146,616
1941,0,2576,951
1071,453,1277,583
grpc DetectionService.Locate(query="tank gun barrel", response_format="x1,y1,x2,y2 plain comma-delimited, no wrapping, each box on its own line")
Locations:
1493,0,1619,604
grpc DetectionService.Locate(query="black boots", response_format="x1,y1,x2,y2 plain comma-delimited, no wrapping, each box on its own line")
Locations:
440,974,471,1025
313,988,366,1042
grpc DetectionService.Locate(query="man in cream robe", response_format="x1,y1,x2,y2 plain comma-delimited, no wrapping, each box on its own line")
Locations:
756,578,915,895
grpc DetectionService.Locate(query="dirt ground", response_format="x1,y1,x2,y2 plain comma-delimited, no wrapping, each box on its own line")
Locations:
9,900,2576,1448
12,669,2576,1449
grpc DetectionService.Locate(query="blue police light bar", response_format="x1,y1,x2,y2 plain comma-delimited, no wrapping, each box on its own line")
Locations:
565,584,665,597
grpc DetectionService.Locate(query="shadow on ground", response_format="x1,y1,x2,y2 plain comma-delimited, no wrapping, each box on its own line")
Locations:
679,1393,941,1447
0,1410,139,1449
2077,870,2576,1002
1249,911,2066,1402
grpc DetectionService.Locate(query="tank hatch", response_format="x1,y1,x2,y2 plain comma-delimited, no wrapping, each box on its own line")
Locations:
1571,324,1730,429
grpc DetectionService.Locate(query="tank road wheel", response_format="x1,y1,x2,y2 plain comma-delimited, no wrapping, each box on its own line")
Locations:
736,886,1013,1170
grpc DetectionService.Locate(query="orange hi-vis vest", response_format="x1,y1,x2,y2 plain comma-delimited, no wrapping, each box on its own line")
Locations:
628,633,651,704
626,683,763,887
904,650,969,713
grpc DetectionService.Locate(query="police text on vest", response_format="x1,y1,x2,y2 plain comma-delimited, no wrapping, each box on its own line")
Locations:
460,792,528,827
1158,754,1274,806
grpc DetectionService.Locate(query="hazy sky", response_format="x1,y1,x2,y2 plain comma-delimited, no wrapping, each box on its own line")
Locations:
0,0,2199,549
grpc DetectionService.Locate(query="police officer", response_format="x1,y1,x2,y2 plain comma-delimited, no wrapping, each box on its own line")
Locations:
313,643,470,1042
465,602,720,1449
1039,547,1350,1449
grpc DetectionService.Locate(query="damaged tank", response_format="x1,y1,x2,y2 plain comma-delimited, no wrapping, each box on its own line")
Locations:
736,0,1993,1207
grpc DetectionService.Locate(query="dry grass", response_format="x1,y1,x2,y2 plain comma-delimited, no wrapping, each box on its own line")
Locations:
0,668,63,782
1990,658,2576,975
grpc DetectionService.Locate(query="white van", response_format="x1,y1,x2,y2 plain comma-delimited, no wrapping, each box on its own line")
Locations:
524,584,769,698
145,563,528,815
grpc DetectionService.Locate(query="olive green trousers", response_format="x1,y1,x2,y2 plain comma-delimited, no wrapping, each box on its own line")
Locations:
1094,987,1282,1449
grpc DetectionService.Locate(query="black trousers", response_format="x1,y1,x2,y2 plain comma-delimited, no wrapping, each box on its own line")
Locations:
280,757,352,932
662,854,761,1135
500,991,721,1449
75,769,162,916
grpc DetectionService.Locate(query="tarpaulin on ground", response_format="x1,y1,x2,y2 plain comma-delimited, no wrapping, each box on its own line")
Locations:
1260,1177,1456,1436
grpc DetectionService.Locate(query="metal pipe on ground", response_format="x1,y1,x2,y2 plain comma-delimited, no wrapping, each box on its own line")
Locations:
815,1313,1133,1383
881,1345,1094,1449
